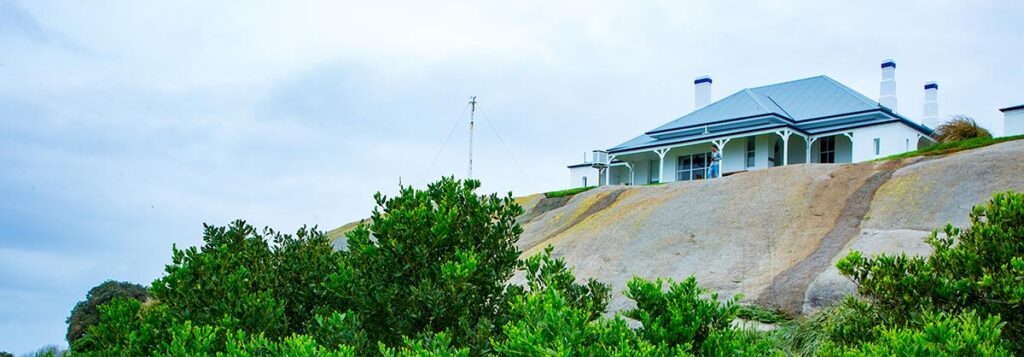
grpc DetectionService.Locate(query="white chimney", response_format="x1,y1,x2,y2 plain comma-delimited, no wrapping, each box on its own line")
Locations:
879,59,897,111
694,75,712,109
923,82,939,128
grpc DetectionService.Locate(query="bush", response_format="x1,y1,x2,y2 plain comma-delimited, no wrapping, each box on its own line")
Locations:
332,177,524,353
837,190,1024,352
66,280,149,346
624,276,780,355
821,311,1010,356
933,115,992,143
149,221,343,341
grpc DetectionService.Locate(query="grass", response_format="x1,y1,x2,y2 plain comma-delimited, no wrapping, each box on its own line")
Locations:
876,134,1024,162
737,304,792,324
544,186,596,198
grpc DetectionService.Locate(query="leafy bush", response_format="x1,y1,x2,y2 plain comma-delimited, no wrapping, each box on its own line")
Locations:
149,221,343,342
775,297,881,356
820,311,1010,356
332,177,524,353
506,245,611,321
544,186,595,198
837,190,1024,352
624,276,780,355
933,115,992,143
66,280,149,346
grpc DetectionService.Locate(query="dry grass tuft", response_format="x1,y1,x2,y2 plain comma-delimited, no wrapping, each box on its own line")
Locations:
933,115,992,143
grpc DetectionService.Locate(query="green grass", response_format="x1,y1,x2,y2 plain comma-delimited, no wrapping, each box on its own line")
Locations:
544,186,596,198
737,304,792,324
876,134,1024,162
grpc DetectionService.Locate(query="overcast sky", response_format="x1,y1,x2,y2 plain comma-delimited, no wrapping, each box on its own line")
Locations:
1,0,1022,353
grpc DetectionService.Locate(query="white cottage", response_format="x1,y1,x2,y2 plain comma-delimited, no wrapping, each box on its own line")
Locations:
568,60,938,187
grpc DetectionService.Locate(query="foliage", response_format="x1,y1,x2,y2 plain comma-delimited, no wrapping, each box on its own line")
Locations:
876,133,1024,161
933,115,992,143
774,297,881,356
66,280,149,346
20,345,68,357
149,220,344,342
736,304,791,324
332,177,524,352
506,245,612,321
837,190,1024,351
820,311,1010,356
624,276,780,355
544,186,596,198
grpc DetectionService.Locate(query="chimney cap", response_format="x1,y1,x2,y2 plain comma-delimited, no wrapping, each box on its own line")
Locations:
881,59,896,69
694,76,712,84
924,82,938,90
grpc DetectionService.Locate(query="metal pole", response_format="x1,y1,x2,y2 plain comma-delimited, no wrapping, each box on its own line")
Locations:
468,96,476,180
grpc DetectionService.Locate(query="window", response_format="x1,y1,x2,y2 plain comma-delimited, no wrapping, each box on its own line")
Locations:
905,138,909,152
676,152,710,181
648,159,660,184
582,176,587,187
873,138,880,156
819,136,836,163
745,138,756,168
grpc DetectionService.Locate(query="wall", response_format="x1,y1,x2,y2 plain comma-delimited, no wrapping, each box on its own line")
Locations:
569,166,599,188
1005,109,1024,137
849,122,922,162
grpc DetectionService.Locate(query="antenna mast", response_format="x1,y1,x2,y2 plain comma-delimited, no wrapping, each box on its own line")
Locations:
468,96,477,180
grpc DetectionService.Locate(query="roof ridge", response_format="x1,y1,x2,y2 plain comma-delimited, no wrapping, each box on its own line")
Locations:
818,75,880,108
747,75,826,90
743,89,789,119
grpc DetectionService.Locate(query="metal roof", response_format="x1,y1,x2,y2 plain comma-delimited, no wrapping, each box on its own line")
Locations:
608,75,931,153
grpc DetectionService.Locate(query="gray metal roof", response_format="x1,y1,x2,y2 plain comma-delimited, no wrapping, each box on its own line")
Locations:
608,75,931,153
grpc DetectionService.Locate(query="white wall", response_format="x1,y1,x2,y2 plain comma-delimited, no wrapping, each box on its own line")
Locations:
569,166,599,188
849,122,922,162
1005,109,1024,137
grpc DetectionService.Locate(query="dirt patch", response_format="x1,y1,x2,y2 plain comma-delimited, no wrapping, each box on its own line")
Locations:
756,167,896,314
518,195,572,224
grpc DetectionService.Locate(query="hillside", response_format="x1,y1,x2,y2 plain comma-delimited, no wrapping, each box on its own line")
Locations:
334,140,1024,316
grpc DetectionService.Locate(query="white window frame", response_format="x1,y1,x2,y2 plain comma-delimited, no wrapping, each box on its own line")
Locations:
873,138,881,156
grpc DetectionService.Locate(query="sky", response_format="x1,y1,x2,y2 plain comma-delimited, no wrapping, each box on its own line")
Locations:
1,0,1022,353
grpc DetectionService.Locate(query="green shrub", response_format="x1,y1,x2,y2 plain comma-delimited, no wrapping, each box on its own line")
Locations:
775,297,881,356
837,190,1024,351
149,221,343,342
66,280,149,346
624,276,780,355
332,177,524,353
821,311,1010,356
507,245,612,321
933,115,992,143
544,186,596,198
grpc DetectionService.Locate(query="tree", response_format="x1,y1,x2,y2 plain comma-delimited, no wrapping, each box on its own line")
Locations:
330,177,523,351
66,280,149,345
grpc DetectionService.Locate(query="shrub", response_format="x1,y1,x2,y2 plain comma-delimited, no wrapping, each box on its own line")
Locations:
66,280,149,346
837,190,1024,351
624,276,780,355
150,221,343,341
332,177,524,352
506,245,612,321
933,115,992,143
821,311,1010,356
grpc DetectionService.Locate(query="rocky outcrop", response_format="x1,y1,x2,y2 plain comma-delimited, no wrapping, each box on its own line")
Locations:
514,140,1024,315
